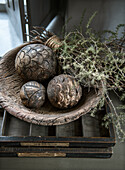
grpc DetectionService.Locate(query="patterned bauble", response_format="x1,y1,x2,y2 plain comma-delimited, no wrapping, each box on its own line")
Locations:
15,44,57,81
20,81,46,108
47,74,82,109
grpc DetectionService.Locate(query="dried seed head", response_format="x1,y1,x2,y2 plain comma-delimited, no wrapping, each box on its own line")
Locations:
45,35,62,51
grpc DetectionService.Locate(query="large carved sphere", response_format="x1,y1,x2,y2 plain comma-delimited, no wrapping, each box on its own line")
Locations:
20,81,46,108
47,74,82,109
15,44,57,81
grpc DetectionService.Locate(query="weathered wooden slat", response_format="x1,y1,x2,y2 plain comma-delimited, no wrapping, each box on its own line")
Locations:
29,123,32,136
0,141,115,148
0,107,116,148
0,146,113,153
0,107,4,135
30,124,56,136
81,113,101,137
31,124,49,136
0,151,112,158
0,110,7,136
0,135,115,143
4,114,30,136
0,146,112,158
56,119,82,137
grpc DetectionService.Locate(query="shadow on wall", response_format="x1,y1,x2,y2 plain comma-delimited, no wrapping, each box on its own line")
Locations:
66,0,125,35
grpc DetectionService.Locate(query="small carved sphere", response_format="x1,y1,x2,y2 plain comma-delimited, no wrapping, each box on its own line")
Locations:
15,44,57,81
20,81,46,108
47,74,82,109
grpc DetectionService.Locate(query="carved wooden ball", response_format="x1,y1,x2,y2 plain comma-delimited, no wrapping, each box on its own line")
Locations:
15,44,57,81
20,81,46,108
47,74,82,109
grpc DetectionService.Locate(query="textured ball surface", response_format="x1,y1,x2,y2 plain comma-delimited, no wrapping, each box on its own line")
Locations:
15,44,57,81
47,74,82,109
20,81,46,108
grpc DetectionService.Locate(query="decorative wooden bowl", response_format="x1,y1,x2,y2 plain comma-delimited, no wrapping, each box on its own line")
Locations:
0,43,102,125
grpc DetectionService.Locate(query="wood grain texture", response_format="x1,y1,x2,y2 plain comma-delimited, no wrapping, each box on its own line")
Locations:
20,81,46,108
0,147,112,158
15,43,57,81
3,112,30,136
0,43,102,125
47,74,82,109
45,35,62,51
82,113,100,137
56,118,83,137
0,107,4,135
0,107,115,148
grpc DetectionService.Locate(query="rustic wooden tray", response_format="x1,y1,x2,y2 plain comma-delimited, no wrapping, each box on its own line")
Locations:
0,147,113,158
0,43,102,126
0,106,115,158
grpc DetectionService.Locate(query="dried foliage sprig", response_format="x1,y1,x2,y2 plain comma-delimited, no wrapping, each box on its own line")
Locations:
57,12,125,141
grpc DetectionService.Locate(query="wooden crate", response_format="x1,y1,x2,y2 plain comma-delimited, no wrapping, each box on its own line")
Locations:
0,106,115,158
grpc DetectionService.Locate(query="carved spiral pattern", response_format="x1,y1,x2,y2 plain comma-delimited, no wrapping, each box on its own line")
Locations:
15,44,57,82
20,81,46,108
47,74,82,109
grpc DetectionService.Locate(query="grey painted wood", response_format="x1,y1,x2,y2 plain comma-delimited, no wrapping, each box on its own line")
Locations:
0,110,7,136
29,123,32,136
0,108,3,135
30,124,49,136
56,119,82,137
81,113,100,137
4,114,30,136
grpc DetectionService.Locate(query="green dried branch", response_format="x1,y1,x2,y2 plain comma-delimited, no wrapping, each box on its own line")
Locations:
57,12,125,141
86,11,97,29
